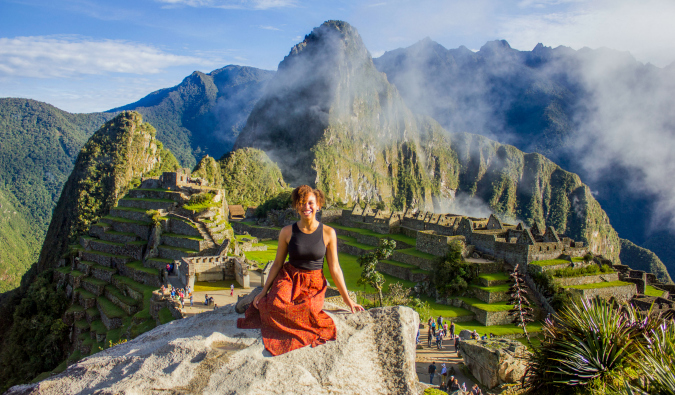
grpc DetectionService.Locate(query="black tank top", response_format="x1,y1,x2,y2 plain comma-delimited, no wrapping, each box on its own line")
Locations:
287,222,326,271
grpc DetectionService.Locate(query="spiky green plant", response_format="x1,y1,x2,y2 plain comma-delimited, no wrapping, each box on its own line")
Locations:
508,264,535,345
623,320,675,394
524,297,663,394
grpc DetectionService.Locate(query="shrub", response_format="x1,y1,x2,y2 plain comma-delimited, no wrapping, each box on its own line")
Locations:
255,190,292,218
188,192,213,206
432,240,474,297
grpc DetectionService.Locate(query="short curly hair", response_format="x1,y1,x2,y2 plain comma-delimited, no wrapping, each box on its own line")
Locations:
291,185,325,212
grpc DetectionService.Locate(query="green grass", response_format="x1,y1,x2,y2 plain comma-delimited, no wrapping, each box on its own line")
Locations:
104,285,139,306
162,232,204,241
90,320,107,334
345,240,377,250
103,215,151,225
245,239,279,268
113,275,156,295
158,245,198,254
380,259,430,275
454,297,514,312
235,234,256,241
121,197,175,203
83,249,130,259
133,188,172,192
397,248,437,260
55,266,72,274
66,304,85,313
645,285,667,297
74,320,89,330
478,272,510,282
194,281,243,292
183,200,219,212
75,288,96,300
97,297,127,319
454,320,543,336
148,257,173,263
470,284,511,293
528,258,570,267
125,261,159,276
70,270,85,278
566,281,634,290
324,252,471,318
326,222,417,245
130,318,156,337
86,307,100,319
128,240,147,246
91,263,117,273
83,276,108,287
113,206,149,213
158,308,175,324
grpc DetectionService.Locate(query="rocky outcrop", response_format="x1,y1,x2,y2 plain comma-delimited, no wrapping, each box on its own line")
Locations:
7,305,421,395
459,339,530,389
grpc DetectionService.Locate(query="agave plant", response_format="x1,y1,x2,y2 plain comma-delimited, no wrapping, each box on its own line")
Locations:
625,320,675,394
524,297,663,394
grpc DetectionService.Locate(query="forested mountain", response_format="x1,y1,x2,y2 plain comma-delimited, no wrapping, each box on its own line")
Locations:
374,37,675,281
0,99,113,291
111,65,274,168
235,20,621,263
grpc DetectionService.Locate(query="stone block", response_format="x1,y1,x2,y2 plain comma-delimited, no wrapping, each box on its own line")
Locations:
459,339,529,389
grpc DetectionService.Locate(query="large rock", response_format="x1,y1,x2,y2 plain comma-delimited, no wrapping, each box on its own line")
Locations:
458,339,530,389
8,305,421,395
458,329,473,340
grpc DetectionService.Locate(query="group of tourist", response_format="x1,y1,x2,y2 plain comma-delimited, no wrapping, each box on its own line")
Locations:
425,316,456,350
428,362,483,394
160,284,193,309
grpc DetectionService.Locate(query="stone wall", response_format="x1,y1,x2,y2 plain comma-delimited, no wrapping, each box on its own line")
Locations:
318,209,343,224
415,231,464,257
104,288,137,315
491,242,530,266
149,290,183,324
97,302,123,330
103,220,151,240
552,272,619,287
169,217,202,237
468,287,509,304
445,298,512,326
235,257,250,289
161,235,205,251
566,282,637,302
90,266,115,283
231,221,280,239
389,251,435,271
459,339,529,389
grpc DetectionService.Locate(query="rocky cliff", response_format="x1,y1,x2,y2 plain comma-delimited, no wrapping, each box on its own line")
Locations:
37,111,179,272
234,21,621,262
6,304,421,395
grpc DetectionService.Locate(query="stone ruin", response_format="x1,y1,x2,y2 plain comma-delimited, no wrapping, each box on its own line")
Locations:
459,339,530,389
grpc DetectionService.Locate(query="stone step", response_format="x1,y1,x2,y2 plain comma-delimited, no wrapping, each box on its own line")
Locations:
82,277,108,296
89,319,108,339
100,216,151,240
90,263,117,282
100,230,139,244
85,307,100,324
161,233,207,251
468,284,510,304
158,245,199,261
111,275,150,302
110,207,152,223
377,260,430,283
79,249,133,268
120,261,161,287
88,239,145,261
146,257,174,272
74,288,97,309
68,270,86,289
65,304,86,326
76,260,94,275
128,188,184,202
88,223,110,239
450,297,514,326
118,197,177,211
167,217,202,238
476,273,511,287
96,297,126,330
104,285,139,315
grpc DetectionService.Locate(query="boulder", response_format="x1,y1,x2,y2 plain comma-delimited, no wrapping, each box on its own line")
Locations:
458,339,530,389
235,286,263,313
8,305,421,395
459,329,472,340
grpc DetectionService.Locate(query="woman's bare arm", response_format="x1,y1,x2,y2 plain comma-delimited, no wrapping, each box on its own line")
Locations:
325,226,364,313
252,225,291,309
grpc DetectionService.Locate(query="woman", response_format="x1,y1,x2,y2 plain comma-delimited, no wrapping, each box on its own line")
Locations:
237,185,364,356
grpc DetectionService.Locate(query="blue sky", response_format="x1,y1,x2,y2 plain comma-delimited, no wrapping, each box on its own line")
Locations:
1,0,674,113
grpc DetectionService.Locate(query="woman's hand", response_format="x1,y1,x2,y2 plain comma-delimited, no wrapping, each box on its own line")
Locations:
345,297,364,313
253,290,266,309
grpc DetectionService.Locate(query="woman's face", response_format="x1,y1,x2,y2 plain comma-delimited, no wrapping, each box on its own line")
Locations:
298,193,318,219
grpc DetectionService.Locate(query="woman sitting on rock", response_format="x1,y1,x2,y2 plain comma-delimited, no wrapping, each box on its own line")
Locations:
237,185,364,356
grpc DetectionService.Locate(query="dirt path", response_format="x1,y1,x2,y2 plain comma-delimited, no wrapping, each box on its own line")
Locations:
415,335,477,391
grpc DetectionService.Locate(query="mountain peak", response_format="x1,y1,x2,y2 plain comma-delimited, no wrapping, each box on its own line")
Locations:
479,39,513,54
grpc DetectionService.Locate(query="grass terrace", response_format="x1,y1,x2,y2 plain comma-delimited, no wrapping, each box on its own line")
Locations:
97,297,126,318
326,222,417,246
103,216,151,225
76,288,96,300
566,280,634,290
133,188,171,192
113,206,149,213
454,297,514,312
121,197,175,203
104,285,139,307
158,308,175,324
530,257,586,267
478,272,510,282
397,248,437,260
455,321,543,337
162,233,204,241
126,261,159,276
245,239,279,268
470,284,511,293
159,245,199,254
645,285,667,297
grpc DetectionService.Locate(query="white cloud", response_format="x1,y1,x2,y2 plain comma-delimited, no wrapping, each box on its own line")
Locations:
499,0,675,67
0,36,209,78
156,0,298,9
258,25,282,31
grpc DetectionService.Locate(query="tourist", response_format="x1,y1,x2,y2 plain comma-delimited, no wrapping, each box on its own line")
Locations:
214,303,218,310
427,326,433,347
471,330,479,340
190,294,193,307
446,375,454,390
230,283,234,297
416,329,420,344
440,363,447,383
481,334,487,340
428,361,437,385
180,294,184,309
431,320,437,337
455,336,460,356
205,294,209,305
443,322,448,338
237,185,363,356
437,315,443,329
461,382,467,392
450,321,455,338
471,384,481,394
450,378,460,391
436,331,443,349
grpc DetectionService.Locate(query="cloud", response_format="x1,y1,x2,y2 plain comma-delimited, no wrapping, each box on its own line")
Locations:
258,25,282,31
499,0,675,67
156,0,298,9
0,36,209,78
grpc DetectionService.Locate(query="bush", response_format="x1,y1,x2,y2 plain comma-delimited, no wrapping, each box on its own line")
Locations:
255,190,292,218
524,297,663,394
188,192,214,206
432,241,475,297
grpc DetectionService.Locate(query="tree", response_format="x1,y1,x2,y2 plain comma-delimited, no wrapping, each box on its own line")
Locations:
357,239,396,307
432,240,474,296
507,264,535,345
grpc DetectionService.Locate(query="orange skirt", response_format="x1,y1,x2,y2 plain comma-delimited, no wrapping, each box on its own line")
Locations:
236,262,336,356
